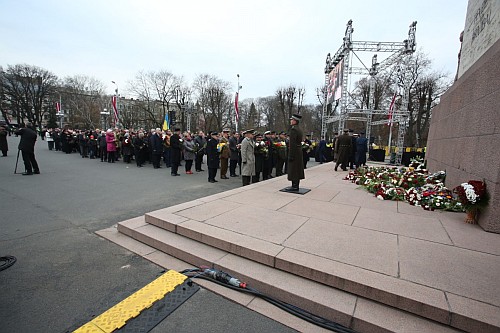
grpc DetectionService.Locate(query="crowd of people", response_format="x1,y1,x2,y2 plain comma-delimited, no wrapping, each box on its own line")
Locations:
329,129,369,172
38,123,316,186
2,117,370,185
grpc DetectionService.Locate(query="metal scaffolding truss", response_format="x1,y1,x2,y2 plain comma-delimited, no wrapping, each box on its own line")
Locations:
321,20,417,164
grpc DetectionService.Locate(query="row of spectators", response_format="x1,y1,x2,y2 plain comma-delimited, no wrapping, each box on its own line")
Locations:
41,127,320,182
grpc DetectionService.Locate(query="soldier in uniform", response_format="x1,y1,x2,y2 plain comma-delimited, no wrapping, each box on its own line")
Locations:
263,131,273,180
240,129,255,186
252,132,268,183
302,134,312,169
206,131,220,183
219,129,230,179
275,132,287,177
284,114,305,191
334,128,352,171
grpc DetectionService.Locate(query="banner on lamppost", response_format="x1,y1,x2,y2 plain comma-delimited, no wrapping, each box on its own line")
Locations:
387,93,397,125
234,92,239,121
111,96,119,126
162,112,170,131
56,102,61,112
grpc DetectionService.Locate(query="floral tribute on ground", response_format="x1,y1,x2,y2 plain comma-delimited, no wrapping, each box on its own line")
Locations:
453,180,490,224
344,158,464,212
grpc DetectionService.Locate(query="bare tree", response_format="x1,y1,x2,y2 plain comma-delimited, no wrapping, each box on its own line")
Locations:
1,64,58,127
60,75,105,129
128,70,180,129
348,51,450,147
275,85,306,130
193,74,232,132
254,97,276,130
275,88,287,130
410,72,449,146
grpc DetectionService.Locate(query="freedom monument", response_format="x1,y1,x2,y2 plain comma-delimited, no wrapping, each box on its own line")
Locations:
426,0,500,232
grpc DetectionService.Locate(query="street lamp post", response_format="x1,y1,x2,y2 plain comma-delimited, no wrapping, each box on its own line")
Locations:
111,81,119,128
100,108,109,130
55,94,64,128
174,87,191,131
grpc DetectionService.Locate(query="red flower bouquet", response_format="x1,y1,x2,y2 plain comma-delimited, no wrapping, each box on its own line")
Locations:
453,180,489,223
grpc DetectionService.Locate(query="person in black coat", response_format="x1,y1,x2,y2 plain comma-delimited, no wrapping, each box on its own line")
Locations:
169,128,182,176
228,131,240,177
348,130,357,169
355,132,368,167
206,132,220,183
60,129,71,154
194,131,206,172
98,131,107,161
0,126,8,156
149,129,163,169
334,129,352,171
15,123,40,175
133,132,146,167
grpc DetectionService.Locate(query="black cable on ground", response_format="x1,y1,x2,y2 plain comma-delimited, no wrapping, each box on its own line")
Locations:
183,269,358,333
0,256,17,271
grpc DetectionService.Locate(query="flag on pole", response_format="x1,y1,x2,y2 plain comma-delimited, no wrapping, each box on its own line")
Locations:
162,112,170,131
234,92,239,122
55,102,61,113
387,93,397,125
111,96,119,126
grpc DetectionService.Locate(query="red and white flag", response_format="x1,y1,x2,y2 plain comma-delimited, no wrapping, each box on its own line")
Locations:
387,93,397,125
56,102,61,113
111,96,119,126
234,92,239,122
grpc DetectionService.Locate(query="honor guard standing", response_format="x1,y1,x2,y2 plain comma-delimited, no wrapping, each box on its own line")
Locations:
284,114,304,191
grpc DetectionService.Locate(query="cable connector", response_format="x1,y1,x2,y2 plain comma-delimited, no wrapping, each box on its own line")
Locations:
203,269,247,288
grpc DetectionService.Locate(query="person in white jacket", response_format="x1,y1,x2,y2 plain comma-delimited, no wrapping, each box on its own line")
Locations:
45,129,55,150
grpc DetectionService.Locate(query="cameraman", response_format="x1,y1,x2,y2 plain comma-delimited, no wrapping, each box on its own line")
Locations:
15,122,40,175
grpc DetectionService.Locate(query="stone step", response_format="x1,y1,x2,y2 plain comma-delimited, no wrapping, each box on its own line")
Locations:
116,217,465,333
140,210,500,333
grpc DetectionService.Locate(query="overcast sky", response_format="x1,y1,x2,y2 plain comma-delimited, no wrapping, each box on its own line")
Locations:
1,0,468,104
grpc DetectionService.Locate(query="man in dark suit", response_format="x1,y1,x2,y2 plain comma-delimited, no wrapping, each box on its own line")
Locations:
285,114,305,191
206,132,220,183
149,128,163,169
15,123,40,175
170,128,182,176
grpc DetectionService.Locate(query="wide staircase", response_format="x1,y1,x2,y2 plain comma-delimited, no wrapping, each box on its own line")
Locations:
100,168,499,333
